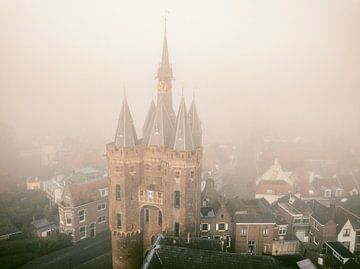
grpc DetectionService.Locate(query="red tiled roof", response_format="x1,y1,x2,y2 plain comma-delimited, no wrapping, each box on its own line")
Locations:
68,177,108,206
256,180,292,195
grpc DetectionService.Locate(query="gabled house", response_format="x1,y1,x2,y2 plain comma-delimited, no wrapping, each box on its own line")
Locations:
255,158,293,203
274,194,312,242
227,197,276,255
200,178,232,244
308,200,337,248
58,177,108,242
336,196,360,254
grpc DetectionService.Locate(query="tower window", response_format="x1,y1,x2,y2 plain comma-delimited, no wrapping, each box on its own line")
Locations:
174,222,180,236
174,191,180,208
116,184,121,201
158,211,162,226
116,213,122,229
145,209,150,224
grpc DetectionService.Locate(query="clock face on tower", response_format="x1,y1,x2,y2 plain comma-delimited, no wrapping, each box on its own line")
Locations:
158,80,167,92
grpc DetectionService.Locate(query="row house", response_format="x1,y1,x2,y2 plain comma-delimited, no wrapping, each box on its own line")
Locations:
274,194,312,242
200,178,233,248
200,179,282,255
308,200,337,249
336,197,360,254
58,177,109,242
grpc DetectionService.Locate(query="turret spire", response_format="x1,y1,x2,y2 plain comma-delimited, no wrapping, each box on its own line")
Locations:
170,96,195,151
188,97,202,147
114,96,138,148
143,96,174,147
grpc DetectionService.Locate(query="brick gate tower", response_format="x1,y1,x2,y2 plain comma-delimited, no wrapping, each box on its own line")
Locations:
107,25,203,269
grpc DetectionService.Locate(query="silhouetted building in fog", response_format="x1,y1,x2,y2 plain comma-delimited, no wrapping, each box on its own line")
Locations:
107,24,203,269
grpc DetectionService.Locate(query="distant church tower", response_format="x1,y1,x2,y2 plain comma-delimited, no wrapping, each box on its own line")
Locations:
107,24,203,269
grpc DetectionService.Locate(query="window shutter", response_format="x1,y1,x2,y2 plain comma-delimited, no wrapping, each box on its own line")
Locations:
225,223,228,230
208,224,210,231
216,224,219,231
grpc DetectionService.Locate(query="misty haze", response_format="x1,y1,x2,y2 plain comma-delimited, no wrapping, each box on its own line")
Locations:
1,1,360,269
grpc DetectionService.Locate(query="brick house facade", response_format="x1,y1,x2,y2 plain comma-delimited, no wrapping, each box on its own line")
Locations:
58,177,109,242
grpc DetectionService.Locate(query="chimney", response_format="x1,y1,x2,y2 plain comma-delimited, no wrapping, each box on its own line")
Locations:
328,200,336,221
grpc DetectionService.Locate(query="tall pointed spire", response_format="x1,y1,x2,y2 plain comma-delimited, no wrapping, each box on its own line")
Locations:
143,97,174,147
156,19,175,117
188,97,202,147
114,96,138,148
170,96,195,151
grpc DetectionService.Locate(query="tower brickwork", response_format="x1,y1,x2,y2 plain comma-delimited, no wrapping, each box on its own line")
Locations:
108,25,203,269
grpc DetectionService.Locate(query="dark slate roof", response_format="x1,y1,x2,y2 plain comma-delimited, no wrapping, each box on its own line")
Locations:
308,200,334,225
201,178,223,213
337,174,359,194
276,194,310,214
233,213,275,224
325,241,354,259
200,207,215,218
338,196,360,218
31,218,57,232
142,245,282,269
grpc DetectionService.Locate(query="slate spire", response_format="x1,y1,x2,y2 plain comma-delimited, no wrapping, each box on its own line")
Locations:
114,95,138,148
188,97,202,147
170,96,195,151
156,21,175,118
143,99,156,138
143,96,174,147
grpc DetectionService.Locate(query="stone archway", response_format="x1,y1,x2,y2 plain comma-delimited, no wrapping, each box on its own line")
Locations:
140,205,163,250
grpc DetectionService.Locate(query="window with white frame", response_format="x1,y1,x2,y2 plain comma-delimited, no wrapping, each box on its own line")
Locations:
98,215,106,224
278,226,287,235
302,216,309,224
343,228,351,237
263,228,269,236
65,214,73,225
294,217,302,224
79,226,86,239
97,203,106,211
216,223,228,231
240,228,247,236
201,223,210,232
78,209,85,222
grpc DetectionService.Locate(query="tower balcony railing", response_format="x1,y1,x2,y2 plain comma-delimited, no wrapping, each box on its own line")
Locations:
139,190,163,205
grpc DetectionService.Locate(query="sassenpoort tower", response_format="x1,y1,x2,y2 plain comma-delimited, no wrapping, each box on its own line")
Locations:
107,24,203,269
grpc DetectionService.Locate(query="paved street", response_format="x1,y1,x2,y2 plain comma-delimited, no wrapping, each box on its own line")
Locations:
20,231,111,269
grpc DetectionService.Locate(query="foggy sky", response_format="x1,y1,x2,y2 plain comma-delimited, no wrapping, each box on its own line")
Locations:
1,0,360,146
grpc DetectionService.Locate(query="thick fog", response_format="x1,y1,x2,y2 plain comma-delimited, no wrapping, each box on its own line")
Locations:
1,0,360,148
